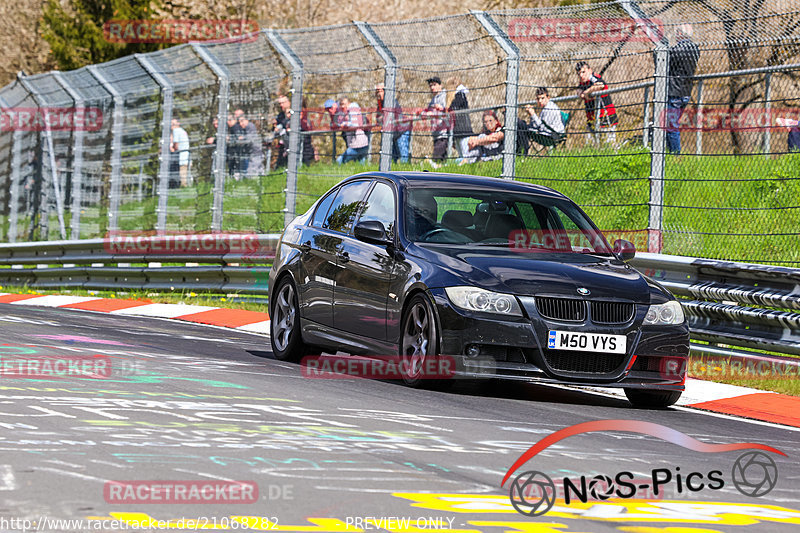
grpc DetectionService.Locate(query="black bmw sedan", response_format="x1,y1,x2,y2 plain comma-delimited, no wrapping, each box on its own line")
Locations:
269,172,689,408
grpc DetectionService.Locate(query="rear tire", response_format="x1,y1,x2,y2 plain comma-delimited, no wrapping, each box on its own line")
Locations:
270,277,308,362
624,388,681,409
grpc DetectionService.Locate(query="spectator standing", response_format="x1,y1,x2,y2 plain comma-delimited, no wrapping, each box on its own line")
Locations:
466,110,505,162
336,96,370,164
445,77,477,162
225,114,241,179
170,118,190,187
665,24,700,154
374,82,412,164
273,95,292,168
576,61,618,146
206,117,219,174
423,76,449,162
239,114,263,177
526,87,566,147
324,99,346,162
300,97,318,165
776,117,800,151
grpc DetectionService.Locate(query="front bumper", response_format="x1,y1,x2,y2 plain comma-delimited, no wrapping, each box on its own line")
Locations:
428,288,689,391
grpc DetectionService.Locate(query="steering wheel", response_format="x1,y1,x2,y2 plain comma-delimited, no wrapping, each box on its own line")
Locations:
420,228,450,241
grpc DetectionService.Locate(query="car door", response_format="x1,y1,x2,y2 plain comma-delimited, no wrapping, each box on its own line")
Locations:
334,180,398,341
298,180,371,327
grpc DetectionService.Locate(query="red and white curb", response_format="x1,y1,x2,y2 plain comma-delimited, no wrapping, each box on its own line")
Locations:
2,292,799,428
0,293,271,334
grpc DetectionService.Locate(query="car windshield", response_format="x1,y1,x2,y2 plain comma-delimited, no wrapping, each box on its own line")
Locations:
404,186,613,255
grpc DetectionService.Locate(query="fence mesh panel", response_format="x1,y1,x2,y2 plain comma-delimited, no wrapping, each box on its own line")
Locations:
0,1,799,263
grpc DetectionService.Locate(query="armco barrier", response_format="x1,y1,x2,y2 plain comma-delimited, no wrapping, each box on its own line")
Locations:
0,237,798,360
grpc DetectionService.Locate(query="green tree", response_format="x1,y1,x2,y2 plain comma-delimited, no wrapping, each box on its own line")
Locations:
41,0,167,71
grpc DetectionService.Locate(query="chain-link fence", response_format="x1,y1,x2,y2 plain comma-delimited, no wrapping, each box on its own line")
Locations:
1,1,799,263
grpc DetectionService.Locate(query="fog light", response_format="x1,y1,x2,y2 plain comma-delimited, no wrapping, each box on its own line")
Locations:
466,344,481,357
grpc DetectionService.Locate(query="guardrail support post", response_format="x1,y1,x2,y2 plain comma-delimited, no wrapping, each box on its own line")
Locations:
17,73,67,240
53,72,86,239
135,55,174,235
87,65,124,233
472,11,519,180
192,44,230,233
266,30,304,229
649,43,669,253
355,21,397,172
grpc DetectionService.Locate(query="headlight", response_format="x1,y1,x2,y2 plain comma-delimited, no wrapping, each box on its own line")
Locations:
445,286,523,317
643,300,685,325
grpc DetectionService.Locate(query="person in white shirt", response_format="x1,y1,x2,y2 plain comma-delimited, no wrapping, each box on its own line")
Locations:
336,97,370,164
170,118,190,187
526,87,565,148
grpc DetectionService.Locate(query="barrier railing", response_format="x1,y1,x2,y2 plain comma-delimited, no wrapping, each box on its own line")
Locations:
1,237,798,361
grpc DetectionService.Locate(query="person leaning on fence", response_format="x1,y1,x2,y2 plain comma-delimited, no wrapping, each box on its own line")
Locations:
336,96,370,165
422,76,449,162
445,77,477,163
576,61,618,146
239,113,263,177
464,110,504,163
224,114,240,179
299,98,319,165
169,117,190,188
776,117,800,151
374,82,412,164
526,87,566,148
665,23,700,154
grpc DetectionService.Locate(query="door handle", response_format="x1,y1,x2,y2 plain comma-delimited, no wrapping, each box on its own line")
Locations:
338,251,350,263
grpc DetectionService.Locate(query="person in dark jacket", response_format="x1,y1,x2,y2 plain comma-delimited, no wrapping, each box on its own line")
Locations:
446,77,477,162
665,24,700,154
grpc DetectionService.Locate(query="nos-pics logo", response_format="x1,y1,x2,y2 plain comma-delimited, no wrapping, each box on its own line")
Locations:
501,420,785,517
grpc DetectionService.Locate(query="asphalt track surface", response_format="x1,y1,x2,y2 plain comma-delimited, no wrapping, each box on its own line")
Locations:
0,305,798,533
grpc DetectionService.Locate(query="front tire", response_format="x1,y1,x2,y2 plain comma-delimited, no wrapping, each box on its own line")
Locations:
270,277,308,362
399,293,440,388
625,388,682,409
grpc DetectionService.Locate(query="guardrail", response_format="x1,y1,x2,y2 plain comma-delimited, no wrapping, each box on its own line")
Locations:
1,237,798,362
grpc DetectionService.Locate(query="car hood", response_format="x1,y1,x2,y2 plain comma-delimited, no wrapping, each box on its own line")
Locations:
413,245,651,302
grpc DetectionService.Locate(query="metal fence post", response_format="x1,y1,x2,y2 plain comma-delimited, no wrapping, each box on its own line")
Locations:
87,65,124,232
649,43,669,253
472,11,519,180
0,94,22,242
135,54,174,234
695,79,704,155
17,74,67,240
354,21,397,172
193,44,230,232
763,73,772,153
266,30,304,228
53,71,85,239
642,85,651,148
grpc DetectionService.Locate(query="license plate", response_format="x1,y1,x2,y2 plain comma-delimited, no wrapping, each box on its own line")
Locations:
548,330,627,354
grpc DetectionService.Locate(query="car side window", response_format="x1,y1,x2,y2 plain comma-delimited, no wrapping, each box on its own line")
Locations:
322,180,371,234
311,190,338,228
355,182,396,237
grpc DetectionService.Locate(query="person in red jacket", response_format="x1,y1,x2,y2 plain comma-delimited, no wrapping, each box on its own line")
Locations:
576,61,618,147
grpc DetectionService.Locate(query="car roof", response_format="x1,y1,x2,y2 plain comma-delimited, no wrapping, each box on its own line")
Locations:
345,171,566,200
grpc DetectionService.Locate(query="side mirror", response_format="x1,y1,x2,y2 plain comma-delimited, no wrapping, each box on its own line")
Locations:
613,239,636,263
354,220,392,246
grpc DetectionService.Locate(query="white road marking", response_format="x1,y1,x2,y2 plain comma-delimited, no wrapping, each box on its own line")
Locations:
0,465,17,490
